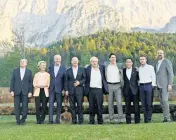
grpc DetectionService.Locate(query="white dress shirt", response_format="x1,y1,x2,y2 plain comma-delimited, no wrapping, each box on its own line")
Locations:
107,64,120,83
139,64,156,86
90,67,102,88
20,67,26,81
126,67,132,80
72,66,78,79
54,65,60,77
157,59,163,72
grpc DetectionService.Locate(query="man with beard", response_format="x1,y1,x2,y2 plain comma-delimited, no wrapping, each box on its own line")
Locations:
156,50,174,122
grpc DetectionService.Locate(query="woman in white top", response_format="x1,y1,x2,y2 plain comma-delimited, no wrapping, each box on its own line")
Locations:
33,61,50,124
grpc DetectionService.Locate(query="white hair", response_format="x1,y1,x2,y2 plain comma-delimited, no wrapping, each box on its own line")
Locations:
71,57,79,63
90,56,98,62
54,55,61,60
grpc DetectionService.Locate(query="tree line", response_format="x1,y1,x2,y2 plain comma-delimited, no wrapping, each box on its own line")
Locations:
0,30,176,86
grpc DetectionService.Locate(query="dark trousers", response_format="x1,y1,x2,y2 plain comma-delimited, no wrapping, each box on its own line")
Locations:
125,89,140,124
35,89,47,123
69,92,84,123
139,84,153,123
49,91,62,123
14,92,28,123
89,88,103,123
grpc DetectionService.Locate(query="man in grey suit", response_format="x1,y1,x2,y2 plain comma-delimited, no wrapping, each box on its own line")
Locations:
105,53,123,124
156,50,174,122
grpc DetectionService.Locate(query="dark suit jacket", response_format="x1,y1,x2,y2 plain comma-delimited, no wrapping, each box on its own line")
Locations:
123,67,139,96
85,65,108,95
48,65,66,94
65,67,86,95
10,68,33,95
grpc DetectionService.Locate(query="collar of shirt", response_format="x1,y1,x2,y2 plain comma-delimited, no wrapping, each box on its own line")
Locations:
91,66,100,70
140,64,148,68
109,63,117,66
54,64,60,68
20,67,26,71
72,66,78,71
158,59,163,64
126,67,132,71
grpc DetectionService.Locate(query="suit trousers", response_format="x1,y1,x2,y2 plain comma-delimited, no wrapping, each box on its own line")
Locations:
108,83,123,122
89,88,103,123
139,84,153,123
49,90,62,123
69,91,84,123
158,88,170,120
125,88,140,124
14,92,28,123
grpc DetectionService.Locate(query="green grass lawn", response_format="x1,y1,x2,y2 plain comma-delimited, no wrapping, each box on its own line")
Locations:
0,115,176,140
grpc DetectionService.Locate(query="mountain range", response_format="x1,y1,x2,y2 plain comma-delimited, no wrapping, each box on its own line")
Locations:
0,0,176,47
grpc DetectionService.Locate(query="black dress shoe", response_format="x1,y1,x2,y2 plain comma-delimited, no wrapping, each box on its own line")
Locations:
55,121,60,124
36,121,41,124
118,122,123,124
98,122,103,125
88,121,95,124
16,121,20,125
72,121,77,124
163,119,171,123
20,122,25,125
20,120,26,125
79,122,83,125
145,120,151,123
49,121,53,124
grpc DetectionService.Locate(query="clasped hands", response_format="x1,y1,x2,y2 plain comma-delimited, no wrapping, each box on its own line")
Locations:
63,80,80,96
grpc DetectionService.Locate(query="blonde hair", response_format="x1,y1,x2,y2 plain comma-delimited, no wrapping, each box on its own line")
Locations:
38,61,47,67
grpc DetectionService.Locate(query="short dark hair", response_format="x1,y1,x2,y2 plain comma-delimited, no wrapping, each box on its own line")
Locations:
125,57,133,62
109,53,116,58
139,54,147,58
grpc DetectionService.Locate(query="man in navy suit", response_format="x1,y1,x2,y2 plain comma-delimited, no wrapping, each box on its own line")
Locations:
48,55,66,124
85,56,108,124
10,59,33,125
65,57,86,124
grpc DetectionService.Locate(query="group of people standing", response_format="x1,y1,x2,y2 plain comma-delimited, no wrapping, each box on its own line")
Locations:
10,49,174,125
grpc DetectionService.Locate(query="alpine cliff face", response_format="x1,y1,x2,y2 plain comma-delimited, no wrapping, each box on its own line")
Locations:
0,0,176,47
160,16,176,33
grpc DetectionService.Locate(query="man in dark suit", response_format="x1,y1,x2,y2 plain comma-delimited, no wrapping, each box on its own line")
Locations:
123,58,140,124
85,56,108,124
65,57,86,124
48,55,66,124
10,59,33,125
